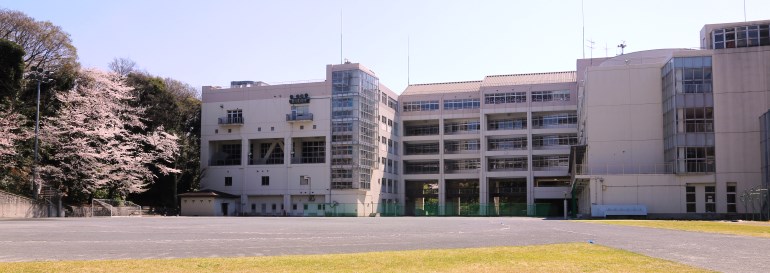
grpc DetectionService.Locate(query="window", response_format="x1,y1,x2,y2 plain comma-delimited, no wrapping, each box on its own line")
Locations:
488,118,526,130
225,177,233,186
382,136,387,144
686,186,696,213
488,137,527,151
443,99,480,110
261,176,269,186
403,160,440,174
332,121,353,133
382,92,388,104
713,24,770,49
382,115,387,123
682,108,714,133
487,157,527,171
484,92,526,104
727,182,737,213
388,119,393,126
388,97,398,110
444,120,480,134
223,109,243,124
271,126,274,131
404,123,439,136
705,185,716,213
300,176,310,185
301,141,325,163
332,145,353,156
532,113,577,128
533,135,578,149
445,140,480,154
404,142,438,155
532,155,569,170
681,146,715,173
212,143,241,165
402,101,439,112
444,159,480,173
333,97,354,108
532,90,570,102
260,143,284,164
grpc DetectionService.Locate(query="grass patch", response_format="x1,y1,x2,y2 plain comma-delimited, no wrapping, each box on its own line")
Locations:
2,243,710,273
579,220,770,238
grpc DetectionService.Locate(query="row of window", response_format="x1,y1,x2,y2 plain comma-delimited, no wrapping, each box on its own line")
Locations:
403,91,572,112
403,156,569,174
404,135,575,154
381,91,398,110
224,176,270,187
712,24,770,49
381,178,399,194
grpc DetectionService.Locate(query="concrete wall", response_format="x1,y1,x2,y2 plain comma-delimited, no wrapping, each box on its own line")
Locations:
712,45,770,212
0,190,50,218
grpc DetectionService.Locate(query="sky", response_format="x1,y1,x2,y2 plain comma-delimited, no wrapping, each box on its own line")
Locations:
1,0,767,94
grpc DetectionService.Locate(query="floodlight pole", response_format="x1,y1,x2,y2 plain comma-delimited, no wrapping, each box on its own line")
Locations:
28,67,53,199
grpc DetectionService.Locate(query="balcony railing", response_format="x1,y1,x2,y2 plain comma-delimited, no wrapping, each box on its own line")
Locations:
218,116,244,125
574,163,675,175
491,187,526,194
286,113,314,122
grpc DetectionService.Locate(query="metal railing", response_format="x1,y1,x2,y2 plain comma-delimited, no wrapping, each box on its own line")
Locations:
574,163,675,175
218,116,244,125
286,113,314,121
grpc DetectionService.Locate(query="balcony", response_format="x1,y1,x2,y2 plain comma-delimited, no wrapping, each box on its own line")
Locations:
218,116,244,125
286,113,314,122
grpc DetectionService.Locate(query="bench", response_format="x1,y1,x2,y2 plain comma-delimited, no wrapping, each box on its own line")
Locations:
591,204,647,218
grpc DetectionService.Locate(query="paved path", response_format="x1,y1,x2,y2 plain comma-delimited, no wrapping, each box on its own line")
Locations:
0,217,768,272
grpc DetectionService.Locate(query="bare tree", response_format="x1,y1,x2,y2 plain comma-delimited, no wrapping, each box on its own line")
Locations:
108,57,136,77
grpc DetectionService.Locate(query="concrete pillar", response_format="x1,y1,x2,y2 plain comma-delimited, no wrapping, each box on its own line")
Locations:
283,194,291,216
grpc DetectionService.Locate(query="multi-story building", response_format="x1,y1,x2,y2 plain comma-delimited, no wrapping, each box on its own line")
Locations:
184,19,770,219
399,72,578,216
182,63,400,216
572,19,770,219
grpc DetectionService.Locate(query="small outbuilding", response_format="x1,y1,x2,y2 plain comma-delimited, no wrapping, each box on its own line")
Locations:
179,189,239,216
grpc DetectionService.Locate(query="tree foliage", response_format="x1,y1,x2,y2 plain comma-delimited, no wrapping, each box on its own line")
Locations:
0,39,25,102
0,9,78,73
40,68,180,201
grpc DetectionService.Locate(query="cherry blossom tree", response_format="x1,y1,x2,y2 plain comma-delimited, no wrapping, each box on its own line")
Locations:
41,68,179,199
0,104,28,168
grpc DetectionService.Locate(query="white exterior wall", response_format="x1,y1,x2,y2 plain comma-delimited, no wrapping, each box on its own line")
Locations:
199,63,397,216
712,45,770,212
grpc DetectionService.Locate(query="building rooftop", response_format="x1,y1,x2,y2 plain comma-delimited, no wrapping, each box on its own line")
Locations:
481,71,576,87
402,80,482,96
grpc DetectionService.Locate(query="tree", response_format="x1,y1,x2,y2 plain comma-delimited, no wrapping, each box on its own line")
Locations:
0,39,25,102
0,104,28,168
0,9,78,73
40,68,179,202
108,57,136,77
123,72,202,208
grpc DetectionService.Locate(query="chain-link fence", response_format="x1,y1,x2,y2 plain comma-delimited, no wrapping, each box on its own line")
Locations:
740,187,769,221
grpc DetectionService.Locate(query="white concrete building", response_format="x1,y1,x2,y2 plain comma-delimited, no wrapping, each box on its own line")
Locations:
183,63,399,216
572,20,770,219
184,19,770,219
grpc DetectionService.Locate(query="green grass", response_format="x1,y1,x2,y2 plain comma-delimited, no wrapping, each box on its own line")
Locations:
1,243,710,273
579,220,770,238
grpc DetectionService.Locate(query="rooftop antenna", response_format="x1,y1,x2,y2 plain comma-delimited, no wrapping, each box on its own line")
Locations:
744,0,747,22
604,42,608,57
407,35,411,85
581,0,586,59
340,9,343,64
617,41,627,55
586,39,595,65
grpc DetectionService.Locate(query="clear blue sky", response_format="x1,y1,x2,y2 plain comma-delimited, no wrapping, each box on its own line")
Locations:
2,0,766,94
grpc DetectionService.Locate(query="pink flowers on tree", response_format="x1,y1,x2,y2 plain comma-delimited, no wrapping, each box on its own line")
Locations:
41,68,179,198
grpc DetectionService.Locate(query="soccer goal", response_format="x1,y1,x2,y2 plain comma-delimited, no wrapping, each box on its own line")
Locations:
91,199,142,217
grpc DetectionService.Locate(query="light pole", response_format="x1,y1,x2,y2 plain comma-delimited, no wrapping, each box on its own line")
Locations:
27,66,54,199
